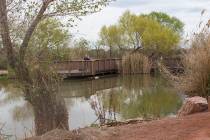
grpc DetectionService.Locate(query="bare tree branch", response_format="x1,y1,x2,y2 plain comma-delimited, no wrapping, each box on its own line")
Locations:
19,0,53,62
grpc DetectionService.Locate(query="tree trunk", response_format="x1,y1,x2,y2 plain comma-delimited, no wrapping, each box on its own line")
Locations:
19,1,51,62
109,46,112,57
0,1,69,136
0,0,16,68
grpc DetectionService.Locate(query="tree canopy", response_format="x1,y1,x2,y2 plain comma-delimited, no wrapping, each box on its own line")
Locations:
141,20,180,54
146,12,184,34
28,18,69,61
99,25,123,56
99,10,183,55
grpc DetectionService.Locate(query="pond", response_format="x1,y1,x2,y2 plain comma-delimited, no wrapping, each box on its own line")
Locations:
0,75,183,139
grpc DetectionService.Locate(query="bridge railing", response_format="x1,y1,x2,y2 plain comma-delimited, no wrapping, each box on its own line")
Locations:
54,58,122,77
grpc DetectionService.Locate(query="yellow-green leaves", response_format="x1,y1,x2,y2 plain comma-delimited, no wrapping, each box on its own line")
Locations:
99,25,123,50
141,19,180,54
146,12,184,34
99,10,182,55
28,18,69,61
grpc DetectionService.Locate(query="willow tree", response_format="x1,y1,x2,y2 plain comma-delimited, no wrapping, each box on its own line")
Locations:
28,18,69,62
141,19,180,55
99,11,183,55
99,25,123,57
146,12,184,34
119,10,141,50
0,0,112,135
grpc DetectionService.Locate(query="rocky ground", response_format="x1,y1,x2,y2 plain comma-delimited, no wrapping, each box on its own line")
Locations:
27,112,210,140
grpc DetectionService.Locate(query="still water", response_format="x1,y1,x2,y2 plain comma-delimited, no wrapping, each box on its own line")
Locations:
0,75,182,139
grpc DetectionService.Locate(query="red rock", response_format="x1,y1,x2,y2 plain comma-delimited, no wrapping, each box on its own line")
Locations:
178,96,208,117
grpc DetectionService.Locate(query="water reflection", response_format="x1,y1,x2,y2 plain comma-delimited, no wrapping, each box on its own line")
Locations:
120,76,182,119
0,75,182,139
86,76,182,122
28,91,69,135
0,80,69,137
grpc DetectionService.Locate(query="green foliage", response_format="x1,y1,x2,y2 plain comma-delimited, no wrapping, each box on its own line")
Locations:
28,18,69,61
99,25,123,54
34,18,68,48
0,75,8,80
146,12,184,34
119,11,148,49
141,21,180,54
32,18,68,47
99,10,183,55
99,25,123,56
72,38,90,58
50,37,91,60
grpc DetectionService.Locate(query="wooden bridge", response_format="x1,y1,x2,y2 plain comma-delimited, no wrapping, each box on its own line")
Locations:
54,57,183,78
55,59,122,78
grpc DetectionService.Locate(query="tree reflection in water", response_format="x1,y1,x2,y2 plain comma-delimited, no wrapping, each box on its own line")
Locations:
89,88,119,125
0,80,69,137
0,75,182,138
26,91,69,135
90,95,106,124
89,75,182,123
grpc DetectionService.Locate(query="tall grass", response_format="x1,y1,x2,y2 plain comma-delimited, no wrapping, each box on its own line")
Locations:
165,29,210,97
122,53,152,74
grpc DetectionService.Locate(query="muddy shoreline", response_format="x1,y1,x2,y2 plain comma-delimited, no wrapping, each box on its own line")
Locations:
27,112,210,140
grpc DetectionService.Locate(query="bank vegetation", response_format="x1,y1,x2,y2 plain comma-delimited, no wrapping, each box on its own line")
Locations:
161,22,210,98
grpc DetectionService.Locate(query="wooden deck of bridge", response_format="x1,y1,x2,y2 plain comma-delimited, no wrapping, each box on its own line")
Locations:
54,57,183,78
55,59,122,78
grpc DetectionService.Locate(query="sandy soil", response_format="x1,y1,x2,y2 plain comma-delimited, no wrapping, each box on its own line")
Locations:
27,112,210,140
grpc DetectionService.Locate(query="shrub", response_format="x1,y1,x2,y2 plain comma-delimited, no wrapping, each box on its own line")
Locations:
165,29,210,98
122,53,152,74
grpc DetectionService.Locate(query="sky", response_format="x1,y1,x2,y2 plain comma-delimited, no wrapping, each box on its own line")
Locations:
71,0,210,42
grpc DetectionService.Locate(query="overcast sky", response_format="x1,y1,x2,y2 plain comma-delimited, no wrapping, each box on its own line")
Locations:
71,0,210,42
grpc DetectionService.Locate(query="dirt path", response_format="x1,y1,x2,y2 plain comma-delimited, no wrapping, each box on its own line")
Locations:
27,112,210,140
105,112,210,140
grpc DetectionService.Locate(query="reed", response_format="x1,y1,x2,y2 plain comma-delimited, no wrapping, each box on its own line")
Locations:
122,53,152,74
162,29,210,97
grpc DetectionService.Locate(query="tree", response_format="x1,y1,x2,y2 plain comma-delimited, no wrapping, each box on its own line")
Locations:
119,11,141,49
141,20,180,55
99,10,182,55
146,12,184,34
28,18,69,61
0,0,112,135
74,37,89,49
99,25,119,57
73,37,90,58
88,41,106,59
0,38,7,69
